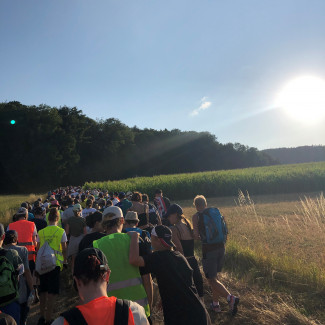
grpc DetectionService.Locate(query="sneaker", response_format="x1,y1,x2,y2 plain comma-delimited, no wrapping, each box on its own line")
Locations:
210,302,222,313
228,295,240,316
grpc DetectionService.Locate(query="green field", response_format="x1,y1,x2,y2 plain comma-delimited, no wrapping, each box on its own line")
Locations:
84,162,325,200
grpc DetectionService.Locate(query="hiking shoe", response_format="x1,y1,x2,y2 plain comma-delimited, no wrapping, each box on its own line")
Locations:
210,302,222,313
228,295,240,316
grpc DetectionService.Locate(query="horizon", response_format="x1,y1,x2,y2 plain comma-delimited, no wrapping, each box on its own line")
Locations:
1,0,324,150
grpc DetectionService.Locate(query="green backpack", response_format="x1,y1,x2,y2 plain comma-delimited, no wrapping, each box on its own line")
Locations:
0,249,19,307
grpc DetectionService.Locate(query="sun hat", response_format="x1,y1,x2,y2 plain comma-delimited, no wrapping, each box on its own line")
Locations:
125,211,139,222
102,206,123,220
151,225,176,248
73,204,82,211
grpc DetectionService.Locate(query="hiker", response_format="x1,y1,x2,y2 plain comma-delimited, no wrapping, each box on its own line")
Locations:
21,203,34,222
3,231,34,325
65,204,87,274
116,192,132,216
129,192,149,230
192,195,239,315
0,224,24,325
153,189,170,225
129,225,211,325
123,211,153,312
45,200,63,228
52,248,149,325
141,194,161,229
78,212,106,252
33,207,48,232
36,208,68,325
82,199,97,218
61,197,75,227
166,204,204,298
93,206,151,321
8,207,38,278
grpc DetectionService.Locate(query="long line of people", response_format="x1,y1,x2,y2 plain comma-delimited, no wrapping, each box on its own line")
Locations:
0,187,239,325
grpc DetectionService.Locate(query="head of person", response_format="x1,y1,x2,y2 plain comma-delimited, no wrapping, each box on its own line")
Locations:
37,197,42,202
154,189,163,197
50,200,60,209
101,206,124,233
73,248,110,301
142,194,149,203
165,204,183,225
105,199,113,207
86,211,103,232
66,197,73,207
193,195,207,212
73,204,82,216
4,230,18,246
0,223,5,247
118,192,126,201
124,211,139,228
114,192,119,198
34,206,46,218
126,191,133,200
86,199,93,208
16,207,28,220
131,192,142,203
74,198,79,205
48,208,60,224
151,225,176,251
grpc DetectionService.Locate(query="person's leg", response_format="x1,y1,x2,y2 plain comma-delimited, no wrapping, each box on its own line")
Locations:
141,273,153,311
20,302,29,325
188,257,204,297
45,294,56,323
45,267,61,323
39,292,47,318
208,276,230,302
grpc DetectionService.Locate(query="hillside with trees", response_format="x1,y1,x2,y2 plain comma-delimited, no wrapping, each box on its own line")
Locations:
263,146,325,164
1,101,276,193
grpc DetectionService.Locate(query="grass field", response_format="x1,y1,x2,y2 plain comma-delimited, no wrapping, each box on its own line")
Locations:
84,162,325,200
2,190,324,324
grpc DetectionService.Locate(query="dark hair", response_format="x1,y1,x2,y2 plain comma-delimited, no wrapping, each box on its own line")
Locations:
66,197,73,206
142,194,149,202
131,192,142,202
48,208,60,222
102,217,122,230
155,189,162,195
4,230,18,245
34,207,44,215
74,198,79,204
21,202,28,209
126,220,138,226
86,199,93,207
106,200,112,207
76,255,108,286
86,212,103,228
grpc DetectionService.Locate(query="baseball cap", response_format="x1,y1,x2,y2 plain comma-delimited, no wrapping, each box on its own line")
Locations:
102,206,123,220
17,207,28,215
118,192,126,199
50,200,60,207
151,225,176,248
125,211,139,222
165,204,183,218
73,204,82,212
73,248,109,277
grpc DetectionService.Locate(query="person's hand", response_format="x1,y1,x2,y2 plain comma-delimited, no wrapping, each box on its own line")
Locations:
127,231,139,238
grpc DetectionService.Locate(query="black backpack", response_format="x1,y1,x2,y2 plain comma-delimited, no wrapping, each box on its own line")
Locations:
61,298,130,325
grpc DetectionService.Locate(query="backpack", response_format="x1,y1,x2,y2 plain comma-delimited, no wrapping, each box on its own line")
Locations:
35,229,59,275
198,208,228,244
0,249,19,307
61,298,130,325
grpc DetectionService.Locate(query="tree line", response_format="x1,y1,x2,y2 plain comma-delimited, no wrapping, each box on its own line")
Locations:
0,101,276,193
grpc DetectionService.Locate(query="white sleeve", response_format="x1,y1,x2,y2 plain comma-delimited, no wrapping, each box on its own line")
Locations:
128,301,149,325
61,231,68,243
33,224,37,236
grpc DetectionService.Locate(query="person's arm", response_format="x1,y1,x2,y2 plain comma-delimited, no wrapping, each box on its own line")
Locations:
192,213,200,240
171,226,183,254
61,242,67,264
129,232,145,267
83,226,87,235
65,223,70,236
32,225,37,246
24,268,34,292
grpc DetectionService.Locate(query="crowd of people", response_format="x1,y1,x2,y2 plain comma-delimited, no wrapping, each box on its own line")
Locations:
0,187,239,325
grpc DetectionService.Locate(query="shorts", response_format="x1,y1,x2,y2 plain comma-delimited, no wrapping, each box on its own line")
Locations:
39,266,60,294
29,260,35,273
202,247,225,279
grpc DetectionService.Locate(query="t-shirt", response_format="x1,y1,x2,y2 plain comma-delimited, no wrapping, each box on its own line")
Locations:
82,208,97,218
33,218,48,232
116,199,132,216
143,250,210,325
78,232,106,252
66,217,86,237
62,207,74,223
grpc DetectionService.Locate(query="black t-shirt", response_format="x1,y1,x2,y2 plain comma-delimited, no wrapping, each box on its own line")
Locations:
143,250,210,325
78,232,106,252
33,218,48,232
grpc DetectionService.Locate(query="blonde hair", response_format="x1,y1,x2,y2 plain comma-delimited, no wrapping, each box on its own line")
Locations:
193,195,207,208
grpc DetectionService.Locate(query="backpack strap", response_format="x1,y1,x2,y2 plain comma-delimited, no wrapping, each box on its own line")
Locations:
61,307,87,325
114,298,129,325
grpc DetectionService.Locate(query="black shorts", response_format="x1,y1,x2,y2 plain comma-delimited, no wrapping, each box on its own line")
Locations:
39,266,60,294
202,247,225,279
29,260,35,273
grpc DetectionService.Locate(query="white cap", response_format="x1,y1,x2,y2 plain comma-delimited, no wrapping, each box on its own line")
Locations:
103,206,123,220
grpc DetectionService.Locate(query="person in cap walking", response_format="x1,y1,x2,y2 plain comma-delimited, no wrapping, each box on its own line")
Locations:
93,207,151,321
129,225,211,325
166,204,204,298
65,204,87,275
52,248,148,325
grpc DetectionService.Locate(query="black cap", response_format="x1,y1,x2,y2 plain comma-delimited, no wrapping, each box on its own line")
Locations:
118,192,126,199
73,248,109,277
152,225,176,248
165,204,183,218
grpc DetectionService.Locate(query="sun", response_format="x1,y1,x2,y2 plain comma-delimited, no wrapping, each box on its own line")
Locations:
275,76,325,124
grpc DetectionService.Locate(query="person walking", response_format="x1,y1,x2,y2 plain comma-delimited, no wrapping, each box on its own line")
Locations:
153,189,170,225
52,248,148,325
36,209,68,325
116,192,132,217
192,195,239,315
129,193,149,230
166,204,204,298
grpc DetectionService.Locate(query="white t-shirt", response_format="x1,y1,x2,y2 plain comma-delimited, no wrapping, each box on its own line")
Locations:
82,208,97,218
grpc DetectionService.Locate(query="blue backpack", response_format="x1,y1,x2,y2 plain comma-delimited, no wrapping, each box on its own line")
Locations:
198,208,228,244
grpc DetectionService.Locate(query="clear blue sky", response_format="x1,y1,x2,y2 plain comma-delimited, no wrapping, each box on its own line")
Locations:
1,0,325,149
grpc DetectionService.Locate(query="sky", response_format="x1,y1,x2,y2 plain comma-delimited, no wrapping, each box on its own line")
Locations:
1,0,325,150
